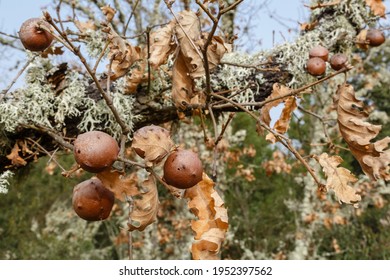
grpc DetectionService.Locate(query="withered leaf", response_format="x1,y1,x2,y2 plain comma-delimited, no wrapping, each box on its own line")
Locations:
128,174,159,232
123,58,147,94
260,83,292,134
315,153,361,207
192,34,231,79
335,84,390,181
365,0,386,18
104,26,142,80
149,20,176,69
172,50,194,110
101,5,116,22
184,173,228,260
74,20,96,32
131,125,174,165
266,96,297,143
6,143,27,167
356,29,369,50
96,169,139,201
175,10,203,79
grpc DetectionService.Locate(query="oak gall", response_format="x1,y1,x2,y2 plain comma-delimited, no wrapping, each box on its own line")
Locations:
163,149,203,189
72,178,115,221
74,131,119,173
19,18,54,52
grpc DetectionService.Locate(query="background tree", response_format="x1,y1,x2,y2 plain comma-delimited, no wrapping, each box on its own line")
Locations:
0,0,389,260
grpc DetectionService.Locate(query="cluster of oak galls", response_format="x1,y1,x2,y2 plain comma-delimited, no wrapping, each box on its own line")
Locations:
72,130,203,221
306,29,385,76
18,18,204,222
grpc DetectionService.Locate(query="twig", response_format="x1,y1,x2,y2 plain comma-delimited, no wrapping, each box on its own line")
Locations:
208,104,218,178
305,0,340,10
148,167,184,199
123,0,141,36
27,138,67,172
215,112,235,146
125,194,134,260
221,61,280,72
117,156,147,169
0,31,19,39
196,0,243,96
92,41,110,74
0,54,38,99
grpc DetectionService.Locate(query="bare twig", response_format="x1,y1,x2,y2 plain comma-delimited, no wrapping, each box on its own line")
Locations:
123,0,141,36
305,0,340,10
27,138,67,172
0,54,38,99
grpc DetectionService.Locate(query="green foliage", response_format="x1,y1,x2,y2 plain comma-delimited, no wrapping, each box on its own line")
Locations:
0,155,118,259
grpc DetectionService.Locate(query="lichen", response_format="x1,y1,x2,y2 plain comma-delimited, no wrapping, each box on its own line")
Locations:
0,55,137,140
216,52,258,104
0,171,13,194
78,78,138,140
85,29,107,58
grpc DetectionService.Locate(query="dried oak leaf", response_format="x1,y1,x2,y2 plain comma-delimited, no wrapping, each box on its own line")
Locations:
131,125,174,165
104,26,143,80
260,83,292,134
96,169,139,201
149,20,176,69
266,96,297,143
123,58,148,94
128,174,159,232
315,153,361,207
192,34,231,79
74,20,96,32
365,0,386,18
101,5,116,22
172,50,194,109
184,173,228,260
174,10,203,79
335,84,390,181
6,143,27,167
356,29,369,50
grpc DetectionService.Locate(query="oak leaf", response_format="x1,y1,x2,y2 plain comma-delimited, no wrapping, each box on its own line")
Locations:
123,58,148,94
171,50,194,109
128,174,159,232
315,153,361,207
192,34,231,79
260,83,292,134
184,173,228,260
131,125,174,165
101,5,116,22
174,10,203,79
6,143,27,167
149,20,176,69
335,84,390,181
96,169,139,201
365,0,386,18
266,96,297,143
104,26,143,80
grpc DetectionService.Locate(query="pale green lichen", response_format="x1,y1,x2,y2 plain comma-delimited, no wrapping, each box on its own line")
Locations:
216,52,258,104
0,55,137,140
54,72,89,128
85,29,108,58
78,78,137,140
0,171,13,194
